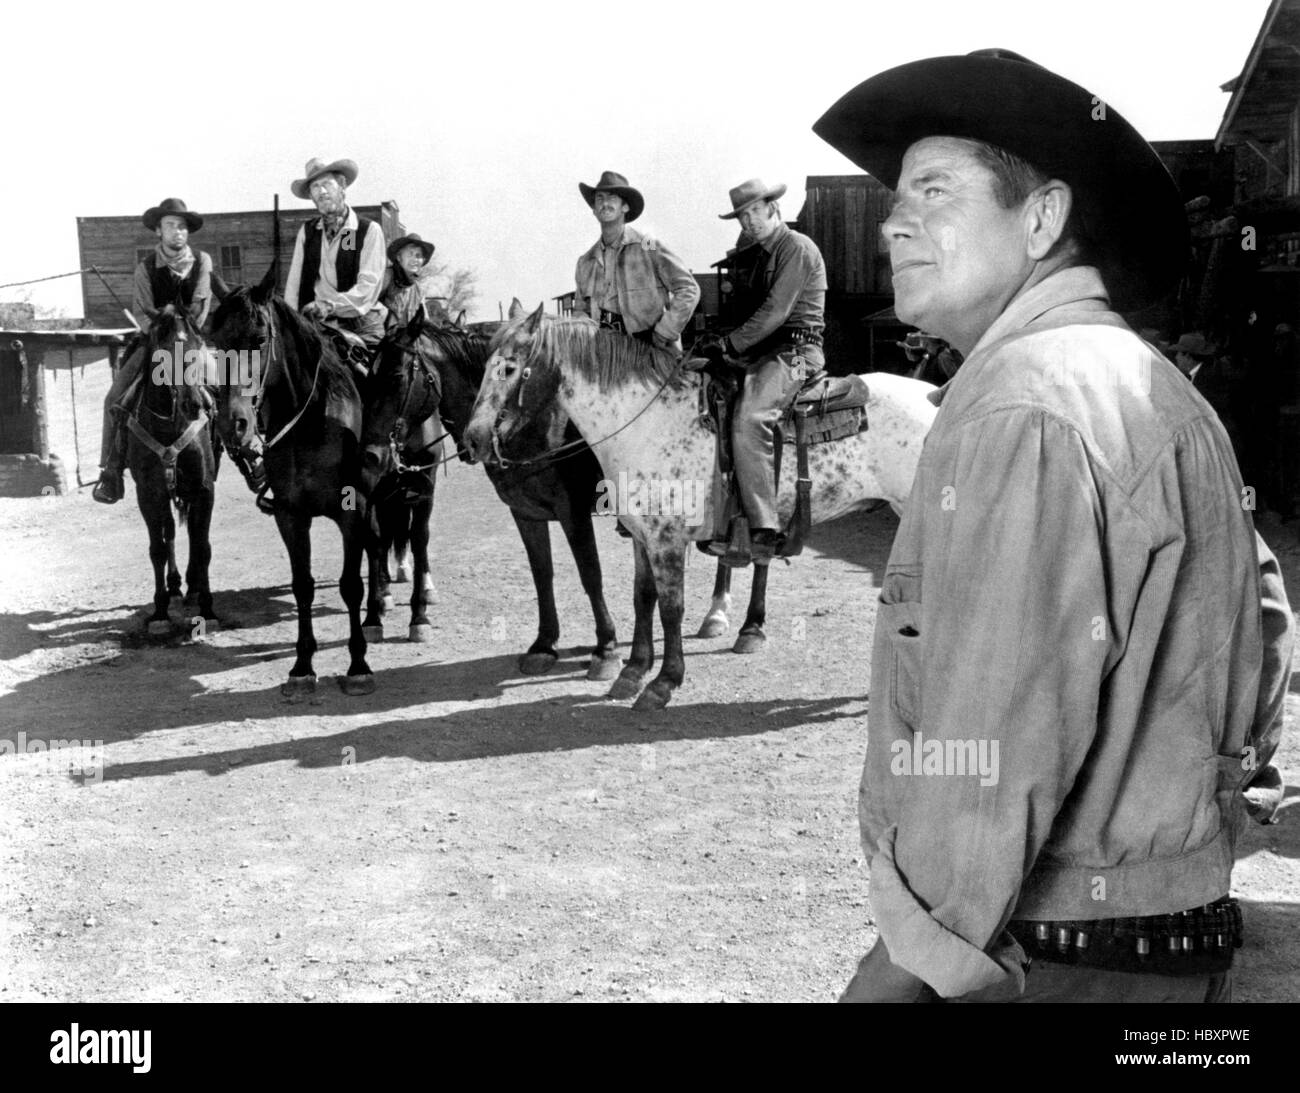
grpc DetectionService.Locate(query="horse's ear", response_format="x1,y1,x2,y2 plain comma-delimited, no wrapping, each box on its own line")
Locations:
210,271,232,301
455,310,466,329
525,302,545,332
508,297,525,320
251,265,277,305
405,311,424,342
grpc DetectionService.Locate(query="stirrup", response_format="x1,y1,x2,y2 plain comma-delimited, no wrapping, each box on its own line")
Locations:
254,487,276,515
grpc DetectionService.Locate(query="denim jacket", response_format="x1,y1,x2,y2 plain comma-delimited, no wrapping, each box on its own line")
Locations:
861,266,1284,998
572,226,700,346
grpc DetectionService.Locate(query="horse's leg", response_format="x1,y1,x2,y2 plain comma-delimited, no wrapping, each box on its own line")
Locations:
512,511,560,674
276,509,319,696
733,560,769,654
363,502,388,643
185,491,218,627
632,541,687,712
392,510,411,583
610,540,658,702
338,510,375,695
407,491,434,642
137,485,172,635
697,561,733,638
164,506,182,600
557,509,621,681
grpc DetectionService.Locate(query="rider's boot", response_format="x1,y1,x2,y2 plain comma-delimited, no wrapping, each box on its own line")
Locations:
93,418,127,504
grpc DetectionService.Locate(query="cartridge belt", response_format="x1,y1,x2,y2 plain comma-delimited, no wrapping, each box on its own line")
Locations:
1008,897,1243,978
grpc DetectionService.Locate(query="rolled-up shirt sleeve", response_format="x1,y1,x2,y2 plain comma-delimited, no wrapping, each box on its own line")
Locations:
132,262,156,327
1243,531,1294,822
871,408,1122,996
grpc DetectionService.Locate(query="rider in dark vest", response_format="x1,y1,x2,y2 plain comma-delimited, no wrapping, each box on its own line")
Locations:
282,157,388,360
94,198,214,504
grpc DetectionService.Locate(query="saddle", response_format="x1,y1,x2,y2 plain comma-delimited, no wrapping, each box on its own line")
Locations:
696,367,870,567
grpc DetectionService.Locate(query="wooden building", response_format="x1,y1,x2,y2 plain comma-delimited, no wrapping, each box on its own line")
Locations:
0,328,131,496
76,201,405,327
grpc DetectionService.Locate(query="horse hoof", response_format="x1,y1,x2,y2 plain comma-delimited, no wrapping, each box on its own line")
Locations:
519,651,558,675
281,675,317,697
408,623,434,643
632,682,674,712
363,625,384,643
607,675,642,701
339,673,376,696
733,631,767,655
696,615,729,639
380,592,395,613
196,616,220,633
146,619,172,636
394,563,410,583
586,653,623,682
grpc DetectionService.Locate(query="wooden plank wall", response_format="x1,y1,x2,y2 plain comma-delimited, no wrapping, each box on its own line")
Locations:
77,203,404,326
799,176,893,296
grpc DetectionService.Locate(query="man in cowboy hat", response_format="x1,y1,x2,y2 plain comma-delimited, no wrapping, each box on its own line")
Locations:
381,232,437,330
694,179,827,558
283,157,387,356
572,170,699,351
94,198,213,503
814,50,1292,1003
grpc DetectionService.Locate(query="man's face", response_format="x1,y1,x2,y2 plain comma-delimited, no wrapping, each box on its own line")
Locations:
592,190,628,228
1174,350,1197,377
737,200,779,244
157,215,189,250
309,173,347,216
397,244,427,276
882,137,1036,352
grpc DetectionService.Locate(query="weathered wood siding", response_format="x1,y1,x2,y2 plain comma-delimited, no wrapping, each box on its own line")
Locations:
798,175,893,297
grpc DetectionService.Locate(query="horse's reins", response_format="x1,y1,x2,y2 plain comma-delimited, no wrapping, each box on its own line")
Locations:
127,311,211,505
253,302,324,451
487,350,681,471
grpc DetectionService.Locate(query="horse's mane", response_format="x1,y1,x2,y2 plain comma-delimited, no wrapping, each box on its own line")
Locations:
526,315,688,392
267,296,359,405
417,323,493,385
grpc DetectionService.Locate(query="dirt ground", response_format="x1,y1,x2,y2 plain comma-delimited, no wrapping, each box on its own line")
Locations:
1,361,1297,1003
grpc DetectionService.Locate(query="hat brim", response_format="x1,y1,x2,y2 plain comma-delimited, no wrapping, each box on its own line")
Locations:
291,159,360,200
388,237,436,263
143,208,203,232
719,183,788,220
579,182,645,223
812,54,1187,310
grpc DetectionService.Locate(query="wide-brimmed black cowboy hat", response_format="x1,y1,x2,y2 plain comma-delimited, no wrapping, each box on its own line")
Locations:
142,197,203,233
387,232,436,264
291,157,359,200
579,171,645,222
812,49,1187,310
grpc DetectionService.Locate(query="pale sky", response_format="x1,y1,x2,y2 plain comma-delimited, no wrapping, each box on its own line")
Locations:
0,0,1272,321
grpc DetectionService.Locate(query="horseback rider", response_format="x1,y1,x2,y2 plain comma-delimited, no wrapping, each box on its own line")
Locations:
282,157,387,370
94,198,213,504
381,232,437,331
694,180,828,559
572,171,700,353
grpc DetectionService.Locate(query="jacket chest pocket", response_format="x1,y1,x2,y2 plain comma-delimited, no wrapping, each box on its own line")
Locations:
879,567,923,729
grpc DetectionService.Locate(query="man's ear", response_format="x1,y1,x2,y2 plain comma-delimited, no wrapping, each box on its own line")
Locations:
1026,180,1073,261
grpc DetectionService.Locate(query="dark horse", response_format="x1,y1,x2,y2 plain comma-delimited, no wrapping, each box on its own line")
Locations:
125,305,219,635
361,310,623,680
209,267,375,696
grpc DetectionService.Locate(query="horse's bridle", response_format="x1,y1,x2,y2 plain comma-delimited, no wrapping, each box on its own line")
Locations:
383,334,448,475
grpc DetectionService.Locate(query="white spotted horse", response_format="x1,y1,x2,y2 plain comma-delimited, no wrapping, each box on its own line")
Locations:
464,303,937,711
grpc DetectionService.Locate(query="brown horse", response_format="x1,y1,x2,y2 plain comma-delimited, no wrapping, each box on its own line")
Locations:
209,267,376,696
124,305,219,635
